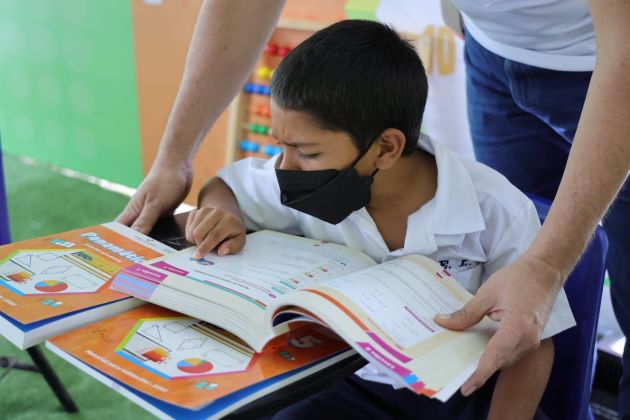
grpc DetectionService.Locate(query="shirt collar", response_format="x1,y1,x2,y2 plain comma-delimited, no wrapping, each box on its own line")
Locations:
416,134,486,235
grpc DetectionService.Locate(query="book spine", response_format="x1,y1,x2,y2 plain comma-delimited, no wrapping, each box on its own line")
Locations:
110,264,166,300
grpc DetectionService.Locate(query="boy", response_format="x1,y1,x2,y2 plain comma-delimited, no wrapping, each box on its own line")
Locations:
186,20,554,419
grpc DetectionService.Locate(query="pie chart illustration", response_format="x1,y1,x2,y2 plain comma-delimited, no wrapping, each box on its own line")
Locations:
34,280,68,293
176,358,213,374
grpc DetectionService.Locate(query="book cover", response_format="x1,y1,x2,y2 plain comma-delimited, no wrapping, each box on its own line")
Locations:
47,304,351,410
0,222,173,326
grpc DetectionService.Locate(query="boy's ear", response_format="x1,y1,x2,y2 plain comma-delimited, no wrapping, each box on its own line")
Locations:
373,128,407,170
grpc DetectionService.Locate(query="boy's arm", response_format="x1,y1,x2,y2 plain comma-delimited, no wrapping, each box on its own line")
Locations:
186,177,246,258
198,176,243,218
488,339,554,420
216,158,302,235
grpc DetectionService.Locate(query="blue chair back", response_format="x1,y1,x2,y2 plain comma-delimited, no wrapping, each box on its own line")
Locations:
531,195,608,420
0,134,10,245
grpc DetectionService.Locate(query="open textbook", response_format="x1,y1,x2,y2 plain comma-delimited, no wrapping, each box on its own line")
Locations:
0,222,174,348
47,304,355,418
110,230,576,401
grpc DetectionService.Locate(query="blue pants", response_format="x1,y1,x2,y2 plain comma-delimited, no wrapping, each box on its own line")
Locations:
464,32,630,417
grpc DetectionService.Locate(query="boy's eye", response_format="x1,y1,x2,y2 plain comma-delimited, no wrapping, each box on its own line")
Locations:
299,152,320,160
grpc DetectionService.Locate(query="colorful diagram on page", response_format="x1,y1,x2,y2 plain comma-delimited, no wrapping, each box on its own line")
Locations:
0,249,118,297
116,316,256,380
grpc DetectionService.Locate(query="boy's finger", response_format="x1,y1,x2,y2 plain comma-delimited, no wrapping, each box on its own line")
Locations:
195,230,229,258
190,211,221,245
217,233,246,256
184,210,197,242
192,217,234,258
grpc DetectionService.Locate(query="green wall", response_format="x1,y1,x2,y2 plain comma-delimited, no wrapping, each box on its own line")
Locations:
0,0,142,187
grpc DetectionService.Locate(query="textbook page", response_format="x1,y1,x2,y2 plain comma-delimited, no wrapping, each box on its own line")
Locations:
112,231,376,350
271,254,575,401
269,255,500,400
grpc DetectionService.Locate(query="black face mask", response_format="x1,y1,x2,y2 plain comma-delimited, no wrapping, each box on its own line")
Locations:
275,147,378,225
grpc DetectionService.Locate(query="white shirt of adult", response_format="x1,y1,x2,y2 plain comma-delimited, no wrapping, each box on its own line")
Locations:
451,0,595,71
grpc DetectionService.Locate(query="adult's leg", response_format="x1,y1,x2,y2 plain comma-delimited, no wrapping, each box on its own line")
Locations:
464,33,569,200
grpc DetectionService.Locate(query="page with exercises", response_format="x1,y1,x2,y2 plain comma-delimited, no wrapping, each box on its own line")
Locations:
112,231,376,350
270,255,499,401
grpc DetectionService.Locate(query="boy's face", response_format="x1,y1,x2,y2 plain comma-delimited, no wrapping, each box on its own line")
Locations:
270,102,373,175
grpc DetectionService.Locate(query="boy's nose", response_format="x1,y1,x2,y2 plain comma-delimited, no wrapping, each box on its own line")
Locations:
278,152,299,171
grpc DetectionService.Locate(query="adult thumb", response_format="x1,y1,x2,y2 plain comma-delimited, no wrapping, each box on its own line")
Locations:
434,294,491,331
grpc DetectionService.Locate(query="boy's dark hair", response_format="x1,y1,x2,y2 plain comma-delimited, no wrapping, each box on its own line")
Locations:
270,19,428,156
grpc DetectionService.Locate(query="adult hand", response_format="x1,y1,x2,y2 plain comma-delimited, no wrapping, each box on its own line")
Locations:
434,252,563,396
116,164,193,234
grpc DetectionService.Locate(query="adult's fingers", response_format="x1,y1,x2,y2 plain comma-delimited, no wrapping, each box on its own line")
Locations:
130,203,164,235
115,200,140,227
434,292,493,331
460,315,540,396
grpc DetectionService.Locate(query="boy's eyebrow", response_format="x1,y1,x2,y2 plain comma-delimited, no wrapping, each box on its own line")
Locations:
270,134,319,147
282,141,319,147
271,134,319,148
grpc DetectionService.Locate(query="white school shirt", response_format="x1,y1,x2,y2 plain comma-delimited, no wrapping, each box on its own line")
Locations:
218,134,540,294
218,135,573,385
451,0,595,71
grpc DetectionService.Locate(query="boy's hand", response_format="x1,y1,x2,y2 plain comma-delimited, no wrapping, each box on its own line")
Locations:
185,207,246,258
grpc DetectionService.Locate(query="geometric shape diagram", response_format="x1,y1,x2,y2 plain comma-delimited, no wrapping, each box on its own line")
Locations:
177,358,213,374
141,325,163,342
41,264,72,274
15,254,33,267
202,349,244,368
0,250,110,296
164,321,188,334
36,252,60,262
63,274,97,289
34,280,68,293
177,338,206,351
116,317,256,380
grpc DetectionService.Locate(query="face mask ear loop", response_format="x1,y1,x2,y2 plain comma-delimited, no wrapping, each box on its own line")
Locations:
351,134,383,169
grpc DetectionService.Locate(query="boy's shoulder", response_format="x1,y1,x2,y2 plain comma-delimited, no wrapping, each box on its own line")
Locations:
424,135,535,223
458,156,534,219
